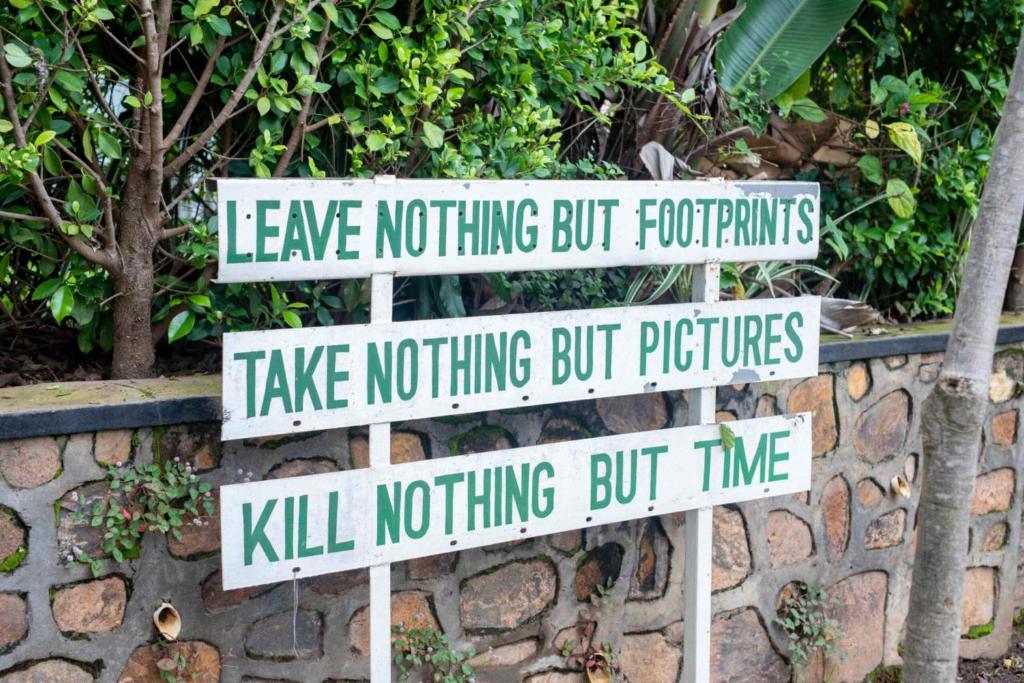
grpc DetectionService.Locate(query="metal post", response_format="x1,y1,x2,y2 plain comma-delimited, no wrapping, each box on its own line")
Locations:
682,262,720,683
369,271,394,681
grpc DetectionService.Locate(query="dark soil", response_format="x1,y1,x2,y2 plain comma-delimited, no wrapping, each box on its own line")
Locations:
958,630,1024,682
0,329,220,386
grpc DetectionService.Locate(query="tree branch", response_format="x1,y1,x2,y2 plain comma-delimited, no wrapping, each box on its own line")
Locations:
164,2,286,176
273,11,333,175
71,30,141,150
0,33,119,273
163,35,226,150
0,209,48,223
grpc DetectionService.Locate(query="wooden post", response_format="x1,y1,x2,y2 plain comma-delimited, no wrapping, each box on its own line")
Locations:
369,271,394,681
682,262,719,683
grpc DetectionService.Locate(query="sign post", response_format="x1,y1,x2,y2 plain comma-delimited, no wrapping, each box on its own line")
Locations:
369,268,394,682
215,178,822,681
684,262,718,683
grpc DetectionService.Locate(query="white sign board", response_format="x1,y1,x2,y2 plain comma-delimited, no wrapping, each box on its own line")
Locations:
222,297,820,440
220,413,811,589
215,178,820,282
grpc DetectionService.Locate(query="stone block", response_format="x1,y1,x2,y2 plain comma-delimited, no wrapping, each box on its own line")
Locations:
0,509,26,568
630,518,670,599
853,390,910,463
0,437,61,488
461,558,557,631
245,609,322,660
407,552,456,580
350,431,426,467
992,410,1018,446
538,418,590,444
620,632,681,683
1,659,94,682
847,362,871,401
51,576,126,634
755,394,778,417
883,355,908,369
821,476,850,563
712,507,751,591
523,673,585,683
167,491,219,558
864,509,906,550
201,569,274,613
857,479,884,509
961,567,995,634
157,423,220,471
266,457,336,479
575,543,624,601
787,376,837,456
467,638,538,668
0,592,28,652
980,522,1009,552
308,568,369,595
596,393,668,434
971,468,1015,515
710,608,789,682
826,571,887,682
553,621,594,655
119,641,220,682
548,530,583,554
766,510,813,567
350,591,438,655
449,426,514,456
94,430,133,466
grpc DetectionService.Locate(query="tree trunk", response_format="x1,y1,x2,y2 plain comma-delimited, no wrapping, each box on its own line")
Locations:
110,160,159,379
904,27,1024,683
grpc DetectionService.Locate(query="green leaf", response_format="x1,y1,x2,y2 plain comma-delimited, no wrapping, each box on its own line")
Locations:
96,130,122,159
790,97,827,122
374,10,401,30
3,43,31,69
167,310,195,342
856,154,883,185
189,294,211,308
50,286,74,323
368,22,393,40
0,119,12,133
123,95,141,108
282,309,302,328
366,132,388,151
886,179,916,218
32,278,61,301
961,69,982,90
716,0,862,99
208,15,232,36
195,0,218,16
257,96,271,116
421,120,444,149
719,423,736,451
375,73,401,93
885,122,922,165
34,130,56,146
322,3,339,24
302,41,319,66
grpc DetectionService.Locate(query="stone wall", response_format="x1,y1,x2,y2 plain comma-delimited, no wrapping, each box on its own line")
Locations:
1,344,1023,682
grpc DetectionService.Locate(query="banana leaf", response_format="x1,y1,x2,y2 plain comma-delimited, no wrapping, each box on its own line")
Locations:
716,0,862,100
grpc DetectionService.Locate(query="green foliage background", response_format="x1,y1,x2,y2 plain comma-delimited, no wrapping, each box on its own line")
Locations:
1,0,1023,367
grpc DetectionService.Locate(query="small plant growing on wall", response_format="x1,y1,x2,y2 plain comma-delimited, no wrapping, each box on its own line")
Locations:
566,641,622,683
392,624,476,682
67,458,213,576
775,583,845,679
